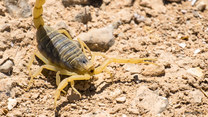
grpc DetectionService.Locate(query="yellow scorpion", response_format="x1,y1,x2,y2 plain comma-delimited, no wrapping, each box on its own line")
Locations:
28,0,156,108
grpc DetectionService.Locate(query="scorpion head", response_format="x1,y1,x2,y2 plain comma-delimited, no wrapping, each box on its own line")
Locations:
70,54,94,74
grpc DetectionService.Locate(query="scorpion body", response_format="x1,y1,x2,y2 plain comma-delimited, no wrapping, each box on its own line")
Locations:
28,0,156,108
36,26,92,74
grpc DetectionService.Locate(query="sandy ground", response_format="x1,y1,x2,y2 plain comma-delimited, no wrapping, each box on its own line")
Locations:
0,0,208,116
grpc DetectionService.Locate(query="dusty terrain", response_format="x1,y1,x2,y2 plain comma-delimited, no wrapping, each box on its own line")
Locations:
0,0,208,116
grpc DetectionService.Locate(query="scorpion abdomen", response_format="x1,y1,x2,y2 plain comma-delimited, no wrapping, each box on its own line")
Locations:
36,26,89,72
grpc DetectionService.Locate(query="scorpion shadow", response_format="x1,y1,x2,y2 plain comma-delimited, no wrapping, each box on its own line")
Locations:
54,75,151,117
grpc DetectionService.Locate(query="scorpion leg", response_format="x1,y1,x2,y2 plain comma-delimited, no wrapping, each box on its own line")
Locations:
54,74,91,108
56,71,67,94
91,52,108,63
94,58,157,75
28,51,50,77
58,29,73,40
77,38,92,57
27,63,77,90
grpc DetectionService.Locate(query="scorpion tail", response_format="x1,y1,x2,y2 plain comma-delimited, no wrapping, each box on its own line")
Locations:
33,0,46,29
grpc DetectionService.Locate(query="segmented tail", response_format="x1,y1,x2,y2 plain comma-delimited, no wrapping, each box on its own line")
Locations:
33,0,45,29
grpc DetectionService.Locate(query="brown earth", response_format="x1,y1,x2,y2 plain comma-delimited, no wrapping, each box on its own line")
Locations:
0,0,208,117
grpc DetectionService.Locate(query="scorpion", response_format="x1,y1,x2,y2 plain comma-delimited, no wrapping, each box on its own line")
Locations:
28,0,157,108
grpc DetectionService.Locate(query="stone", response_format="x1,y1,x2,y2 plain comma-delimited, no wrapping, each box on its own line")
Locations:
178,43,186,48
74,8,92,24
189,90,203,103
187,67,204,78
109,89,122,98
131,86,169,114
7,98,17,110
164,0,182,2
0,24,11,32
62,0,89,6
0,59,14,75
75,25,115,51
4,0,31,18
116,96,126,103
134,13,145,24
115,9,133,23
142,64,165,77
196,2,206,11
140,0,166,13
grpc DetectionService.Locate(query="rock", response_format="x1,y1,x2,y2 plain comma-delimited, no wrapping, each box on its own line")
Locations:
31,93,39,99
190,0,198,6
55,21,69,30
103,0,111,5
4,0,31,18
178,43,186,48
74,8,92,24
194,49,200,55
192,11,202,18
38,114,47,117
131,86,169,114
123,0,134,7
116,96,126,103
187,67,204,78
115,9,133,23
7,98,17,110
0,59,14,75
8,110,22,117
133,13,145,24
0,79,14,101
0,5,6,16
142,64,165,77
122,114,127,117
62,0,89,6
164,0,182,2
0,24,11,32
189,90,203,103
112,20,122,29
75,25,115,51
196,2,206,11
109,89,122,98
140,0,166,13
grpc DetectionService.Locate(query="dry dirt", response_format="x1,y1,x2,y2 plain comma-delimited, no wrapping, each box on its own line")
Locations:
1,0,208,117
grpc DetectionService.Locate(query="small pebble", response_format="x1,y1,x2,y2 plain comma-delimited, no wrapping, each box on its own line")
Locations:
142,64,165,77
0,24,11,32
178,43,186,48
187,67,203,78
189,90,203,103
134,13,145,24
31,93,39,99
132,86,169,114
7,98,17,110
181,10,187,14
194,49,200,55
116,96,126,103
62,0,89,6
0,59,14,74
197,2,206,11
110,89,122,98
122,114,127,117
191,0,197,6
